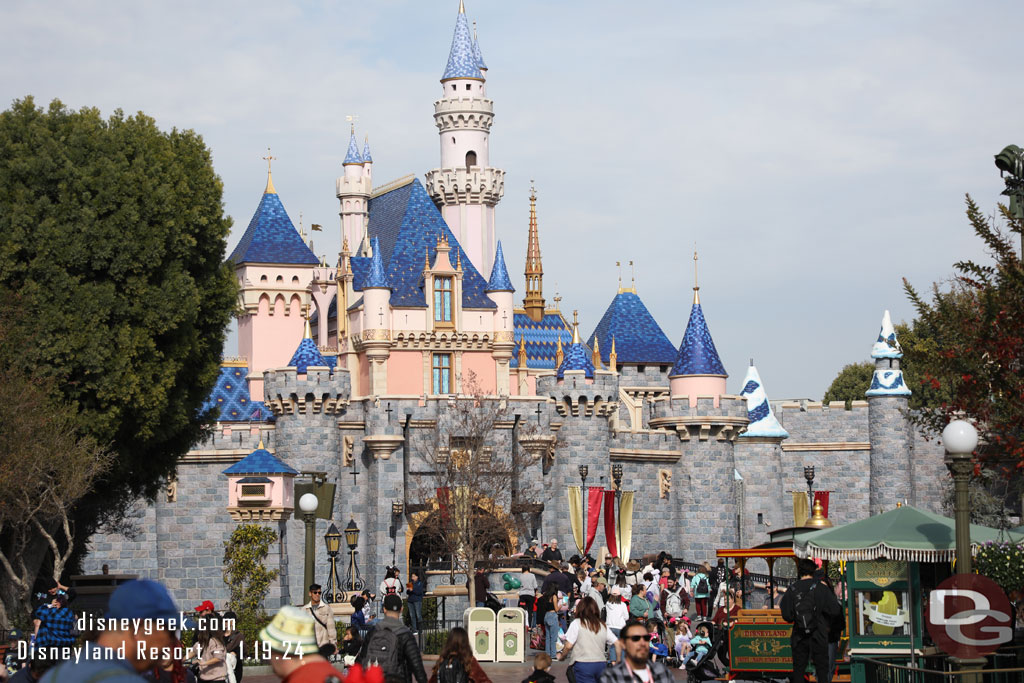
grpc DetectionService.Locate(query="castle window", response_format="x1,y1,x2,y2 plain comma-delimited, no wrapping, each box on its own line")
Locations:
466,84,471,91
260,275,268,282
432,353,452,394
465,151,477,168
451,84,456,91
292,276,299,284
434,277,453,323
276,275,284,283
637,365,646,373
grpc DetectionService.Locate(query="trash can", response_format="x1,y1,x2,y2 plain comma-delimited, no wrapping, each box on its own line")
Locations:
496,607,527,662
464,607,496,662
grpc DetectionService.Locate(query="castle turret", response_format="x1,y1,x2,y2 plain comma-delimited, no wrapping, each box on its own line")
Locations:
866,310,913,514
362,136,373,181
668,253,728,406
734,363,788,548
231,160,319,399
557,311,595,382
424,1,505,278
337,126,371,253
361,237,392,395
486,241,515,394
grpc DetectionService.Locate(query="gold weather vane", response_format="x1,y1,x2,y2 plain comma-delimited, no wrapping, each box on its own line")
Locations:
693,245,700,305
262,147,277,194
346,114,359,134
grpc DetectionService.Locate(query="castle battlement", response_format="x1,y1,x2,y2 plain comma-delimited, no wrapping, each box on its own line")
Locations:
263,366,351,416
646,394,748,442
778,399,869,414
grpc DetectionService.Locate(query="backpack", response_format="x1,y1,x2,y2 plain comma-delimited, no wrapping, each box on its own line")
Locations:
438,656,470,683
362,623,405,681
793,583,819,632
696,575,709,595
383,579,399,595
665,589,683,616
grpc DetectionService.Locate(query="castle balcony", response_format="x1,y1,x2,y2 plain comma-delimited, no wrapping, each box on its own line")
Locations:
648,394,749,442
424,167,504,206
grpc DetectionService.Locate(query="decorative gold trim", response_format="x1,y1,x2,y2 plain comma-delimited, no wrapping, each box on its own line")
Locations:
782,442,870,452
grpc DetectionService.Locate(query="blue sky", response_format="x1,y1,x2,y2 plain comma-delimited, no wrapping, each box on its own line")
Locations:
2,0,1020,399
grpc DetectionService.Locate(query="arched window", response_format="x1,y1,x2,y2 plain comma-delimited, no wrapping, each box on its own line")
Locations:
260,275,268,282
465,151,477,169
276,275,283,283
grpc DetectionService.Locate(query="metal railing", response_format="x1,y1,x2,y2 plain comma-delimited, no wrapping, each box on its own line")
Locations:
860,653,1024,683
414,618,465,654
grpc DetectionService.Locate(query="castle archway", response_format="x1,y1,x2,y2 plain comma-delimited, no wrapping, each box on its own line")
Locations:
406,497,517,572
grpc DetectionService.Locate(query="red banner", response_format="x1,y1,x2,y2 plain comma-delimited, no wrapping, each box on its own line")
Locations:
437,487,450,525
603,490,617,558
585,487,603,555
813,490,830,517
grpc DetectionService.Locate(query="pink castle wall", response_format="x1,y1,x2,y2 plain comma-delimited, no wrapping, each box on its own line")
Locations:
388,351,424,395
461,352,497,394
669,376,728,407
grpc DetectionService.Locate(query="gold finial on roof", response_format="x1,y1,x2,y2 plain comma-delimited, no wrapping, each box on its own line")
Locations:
693,246,700,305
345,114,358,136
303,306,313,339
342,236,350,254
423,247,430,271
459,0,465,13
571,310,581,345
518,337,528,368
630,260,636,292
257,435,265,449
616,261,622,293
555,334,564,367
262,147,277,194
592,336,601,368
609,336,618,369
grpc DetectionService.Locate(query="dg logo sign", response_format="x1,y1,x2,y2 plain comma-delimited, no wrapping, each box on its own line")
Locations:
926,574,1013,659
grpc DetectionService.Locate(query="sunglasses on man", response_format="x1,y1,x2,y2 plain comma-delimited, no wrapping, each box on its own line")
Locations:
624,634,652,642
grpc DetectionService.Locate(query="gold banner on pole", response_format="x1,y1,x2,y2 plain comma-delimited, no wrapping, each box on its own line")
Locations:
792,491,809,527
617,491,634,564
568,486,584,555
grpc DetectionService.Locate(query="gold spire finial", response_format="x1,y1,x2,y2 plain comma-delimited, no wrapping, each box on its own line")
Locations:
524,181,546,321
616,261,622,293
262,147,277,194
555,334,564,367
423,247,430,271
592,336,601,368
459,0,465,13
342,236,350,254
571,310,581,345
345,114,358,135
609,335,618,369
518,337,528,368
630,260,636,292
693,246,700,305
257,435,265,449
303,306,313,339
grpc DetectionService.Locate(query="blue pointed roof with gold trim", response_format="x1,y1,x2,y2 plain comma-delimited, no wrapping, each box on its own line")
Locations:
343,130,363,165
442,4,483,81
223,443,298,476
228,187,319,266
201,364,274,422
364,237,391,289
511,311,572,370
588,290,675,364
671,301,727,377
486,241,514,292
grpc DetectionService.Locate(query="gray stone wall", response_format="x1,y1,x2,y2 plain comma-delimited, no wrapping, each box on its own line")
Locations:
734,438,784,550
868,396,913,515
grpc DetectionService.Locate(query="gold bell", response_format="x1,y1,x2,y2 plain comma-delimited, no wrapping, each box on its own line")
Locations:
805,499,833,529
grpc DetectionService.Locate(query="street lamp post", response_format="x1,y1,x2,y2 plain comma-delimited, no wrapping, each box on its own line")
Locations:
344,518,364,593
943,420,979,574
803,465,815,509
578,465,589,557
391,501,404,566
298,493,319,592
611,464,622,559
324,523,343,603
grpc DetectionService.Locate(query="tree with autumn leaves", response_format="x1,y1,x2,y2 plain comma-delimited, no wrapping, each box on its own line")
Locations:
902,196,1023,504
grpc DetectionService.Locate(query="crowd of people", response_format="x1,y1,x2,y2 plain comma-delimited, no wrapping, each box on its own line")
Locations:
3,542,849,683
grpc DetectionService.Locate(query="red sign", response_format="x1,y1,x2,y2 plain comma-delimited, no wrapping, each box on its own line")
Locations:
926,574,1013,659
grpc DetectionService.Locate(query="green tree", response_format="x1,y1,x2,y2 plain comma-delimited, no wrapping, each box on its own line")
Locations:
223,525,280,645
0,98,237,594
822,361,874,408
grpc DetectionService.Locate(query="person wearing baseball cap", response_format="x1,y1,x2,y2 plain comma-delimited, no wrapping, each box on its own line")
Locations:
41,579,180,682
357,594,426,683
194,600,215,615
258,605,345,681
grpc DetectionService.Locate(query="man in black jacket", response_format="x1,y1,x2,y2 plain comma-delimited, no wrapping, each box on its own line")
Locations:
780,559,842,683
358,594,427,683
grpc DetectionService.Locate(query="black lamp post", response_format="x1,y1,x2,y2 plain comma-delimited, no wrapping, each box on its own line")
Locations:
803,465,815,509
324,523,343,602
611,464,623,561
344,518,364,593
391,501,404,565
578,465,589,556
943,420,979,574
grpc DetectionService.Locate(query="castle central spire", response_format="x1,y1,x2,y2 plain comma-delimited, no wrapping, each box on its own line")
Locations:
523,182,546,322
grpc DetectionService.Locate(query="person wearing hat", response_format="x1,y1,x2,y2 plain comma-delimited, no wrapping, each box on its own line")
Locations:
303,583,337,658
41,579,181,682
524,539,539,559
357,594,426,683
258,605,345,682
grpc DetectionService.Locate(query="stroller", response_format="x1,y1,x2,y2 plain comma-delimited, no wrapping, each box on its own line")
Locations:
684,621,727,683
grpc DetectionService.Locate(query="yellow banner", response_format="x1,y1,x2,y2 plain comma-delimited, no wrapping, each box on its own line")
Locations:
568,486,584,555
617,491,634,564
792,491,809,527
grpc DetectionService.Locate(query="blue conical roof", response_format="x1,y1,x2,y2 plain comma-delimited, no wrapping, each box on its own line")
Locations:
671,302,727,377
558,343,595,379
363,237,391,289
343,131,363,165
442,7,483,81
223,443,298,475
485,241,514,292
228,190,319,265
472,35,487,70
587,291,676,364
362,137,373,163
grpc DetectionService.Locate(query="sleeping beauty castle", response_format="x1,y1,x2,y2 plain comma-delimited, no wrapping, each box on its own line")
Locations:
82,3,948,608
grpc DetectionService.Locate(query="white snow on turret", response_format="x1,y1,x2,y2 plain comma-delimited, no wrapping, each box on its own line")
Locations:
871,310,903,359
738,364,789,438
